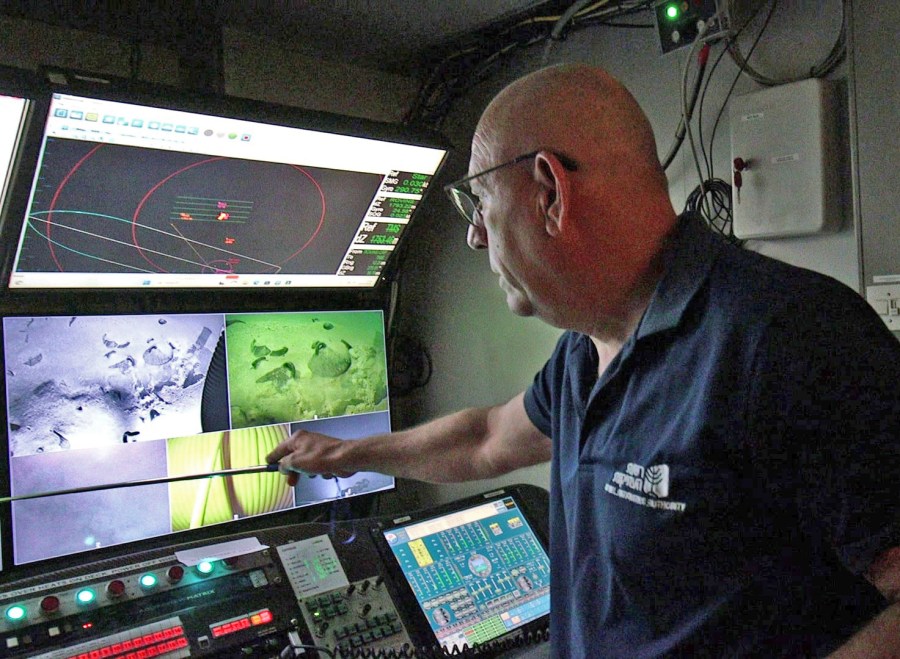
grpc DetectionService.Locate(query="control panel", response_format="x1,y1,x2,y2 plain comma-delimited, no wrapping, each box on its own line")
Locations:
0,485,550,658
654,0,727,54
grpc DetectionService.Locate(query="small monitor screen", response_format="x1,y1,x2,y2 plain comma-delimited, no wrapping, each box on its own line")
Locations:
0,94,29,219
9,93,447,289
381,495,551,652
2,309,394,566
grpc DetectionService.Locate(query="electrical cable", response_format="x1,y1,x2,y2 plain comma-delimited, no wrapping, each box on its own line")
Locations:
696,0,773,180
681,2,778,243
706,0,778,182
680,10,726,216
725,0,847,86
695,41,730,179
661,42,710,171
684,177,741,245
541,0,609,65
403,1,656,128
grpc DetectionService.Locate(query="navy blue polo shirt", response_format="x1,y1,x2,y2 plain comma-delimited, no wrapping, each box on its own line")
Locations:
524,214,900,658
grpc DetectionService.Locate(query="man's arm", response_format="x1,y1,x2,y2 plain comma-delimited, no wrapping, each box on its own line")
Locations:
828,546,900,658
265,391,552,485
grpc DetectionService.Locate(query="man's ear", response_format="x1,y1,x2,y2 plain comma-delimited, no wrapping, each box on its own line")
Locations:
533,151,570,237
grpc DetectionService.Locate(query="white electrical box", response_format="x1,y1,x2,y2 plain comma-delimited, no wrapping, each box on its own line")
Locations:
729,78,841,239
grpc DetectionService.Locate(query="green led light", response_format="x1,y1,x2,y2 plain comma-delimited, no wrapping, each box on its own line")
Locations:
139,573,158,589
75,588,96,605
5,605,26,621
666,4,680,19
197,561,215,575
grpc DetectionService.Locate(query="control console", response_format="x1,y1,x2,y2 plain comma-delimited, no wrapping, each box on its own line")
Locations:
0,485,550,658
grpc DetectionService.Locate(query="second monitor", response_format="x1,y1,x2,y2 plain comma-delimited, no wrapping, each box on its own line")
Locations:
2,308,394,567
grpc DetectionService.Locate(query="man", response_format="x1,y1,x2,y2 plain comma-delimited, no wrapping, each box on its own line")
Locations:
268,64,900,657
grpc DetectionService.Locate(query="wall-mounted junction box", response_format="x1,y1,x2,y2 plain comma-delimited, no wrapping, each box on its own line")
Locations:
728,77,841,240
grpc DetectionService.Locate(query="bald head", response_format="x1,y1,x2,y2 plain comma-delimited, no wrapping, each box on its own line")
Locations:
466,64,678,341
475,63,668,195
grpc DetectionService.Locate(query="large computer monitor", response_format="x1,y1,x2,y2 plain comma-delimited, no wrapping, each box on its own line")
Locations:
1,308,394,567
7,90,447,290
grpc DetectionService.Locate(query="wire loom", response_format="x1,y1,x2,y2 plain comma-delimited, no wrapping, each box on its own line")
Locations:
685,178,742,246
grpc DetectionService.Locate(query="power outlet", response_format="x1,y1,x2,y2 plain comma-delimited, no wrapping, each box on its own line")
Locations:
866,284,900,332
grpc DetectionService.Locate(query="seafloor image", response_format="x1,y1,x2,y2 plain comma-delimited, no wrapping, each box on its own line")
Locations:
225,310,388,429
11,441,171,565
3,314,223,457
290,411,395,506
167,424,294,531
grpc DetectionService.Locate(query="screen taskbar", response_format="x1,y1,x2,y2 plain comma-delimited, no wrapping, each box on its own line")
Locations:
7,272,381,288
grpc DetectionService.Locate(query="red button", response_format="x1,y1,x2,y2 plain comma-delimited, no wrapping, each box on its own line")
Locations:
166,566,185,584
41,595,61,613
106,580,126,598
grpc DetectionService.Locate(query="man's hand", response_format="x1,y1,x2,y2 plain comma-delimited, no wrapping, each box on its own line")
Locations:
266,430,356,487
265,394,549,486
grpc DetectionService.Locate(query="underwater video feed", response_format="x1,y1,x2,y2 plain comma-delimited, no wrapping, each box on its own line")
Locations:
225,310,388,429
167,424,294,531
10,441,171,565
2,314,222,457
2,308,395,566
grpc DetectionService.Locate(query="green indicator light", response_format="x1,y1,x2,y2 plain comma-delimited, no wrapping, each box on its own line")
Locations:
5,605,26,621
76,588,96,605
666,4,679,19
197,561,215,575
140,573,158,589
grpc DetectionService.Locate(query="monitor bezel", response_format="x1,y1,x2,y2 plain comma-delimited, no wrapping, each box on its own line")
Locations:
0,300,400,584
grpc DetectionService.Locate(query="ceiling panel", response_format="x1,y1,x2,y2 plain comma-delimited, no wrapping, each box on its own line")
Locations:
0,0,555,71
219,0,551,66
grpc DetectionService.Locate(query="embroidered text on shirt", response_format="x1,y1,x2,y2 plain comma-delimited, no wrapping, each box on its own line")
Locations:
604,463,687,512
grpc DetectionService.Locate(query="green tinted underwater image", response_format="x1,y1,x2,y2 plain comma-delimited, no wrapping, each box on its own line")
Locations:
225,310,388,429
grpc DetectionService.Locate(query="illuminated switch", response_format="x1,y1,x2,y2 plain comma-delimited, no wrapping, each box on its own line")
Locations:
5,605,26,622
139,574,158,590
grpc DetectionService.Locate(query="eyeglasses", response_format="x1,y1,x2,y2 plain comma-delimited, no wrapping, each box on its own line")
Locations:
443,150,578,226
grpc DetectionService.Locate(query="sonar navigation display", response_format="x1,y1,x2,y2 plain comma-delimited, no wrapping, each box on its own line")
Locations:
9,93,446,289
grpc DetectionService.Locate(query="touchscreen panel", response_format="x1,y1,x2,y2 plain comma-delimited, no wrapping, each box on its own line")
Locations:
381,495,550,652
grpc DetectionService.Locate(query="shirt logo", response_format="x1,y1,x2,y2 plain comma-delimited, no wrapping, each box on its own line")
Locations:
604,463,687,512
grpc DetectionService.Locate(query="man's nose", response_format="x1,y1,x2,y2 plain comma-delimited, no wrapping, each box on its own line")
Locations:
466,223,488,250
